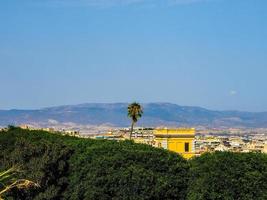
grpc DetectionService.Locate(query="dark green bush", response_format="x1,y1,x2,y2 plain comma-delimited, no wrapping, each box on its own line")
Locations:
187,152,267,200
0,128,188,200
1,128,267,200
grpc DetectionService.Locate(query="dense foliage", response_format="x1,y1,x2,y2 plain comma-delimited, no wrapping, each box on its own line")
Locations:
0,127,266,200
187,152,267,200
0,128,188,200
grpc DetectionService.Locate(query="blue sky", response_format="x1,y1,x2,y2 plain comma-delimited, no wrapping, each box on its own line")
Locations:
0,0,267,111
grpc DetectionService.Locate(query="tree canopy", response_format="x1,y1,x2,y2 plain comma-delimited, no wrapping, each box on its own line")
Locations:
0,127,266,200
0,128,188,200
187,152,267,200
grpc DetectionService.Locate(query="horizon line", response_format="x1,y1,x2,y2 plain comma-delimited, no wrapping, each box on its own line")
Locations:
1,102,266,113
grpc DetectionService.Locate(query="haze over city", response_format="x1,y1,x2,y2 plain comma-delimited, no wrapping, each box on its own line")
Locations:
1,0,267,111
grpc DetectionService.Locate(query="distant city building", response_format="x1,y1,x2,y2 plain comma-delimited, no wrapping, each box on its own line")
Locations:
153,128,196,159
12,125,267,156
20,124,30,129
214,144,229,152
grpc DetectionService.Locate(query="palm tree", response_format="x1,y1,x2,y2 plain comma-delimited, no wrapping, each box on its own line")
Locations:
0,167,39,199
127,102,143,140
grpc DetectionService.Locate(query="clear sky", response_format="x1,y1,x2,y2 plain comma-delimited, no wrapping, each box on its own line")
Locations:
0,0,267,111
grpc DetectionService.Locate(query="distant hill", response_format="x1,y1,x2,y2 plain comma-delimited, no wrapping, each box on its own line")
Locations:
0,103,267,128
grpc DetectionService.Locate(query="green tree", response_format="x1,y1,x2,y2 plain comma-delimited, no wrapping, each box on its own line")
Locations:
0,127,73,200
187,152,267,200
0,127,189,200
2,127,267,200
127,102,143,140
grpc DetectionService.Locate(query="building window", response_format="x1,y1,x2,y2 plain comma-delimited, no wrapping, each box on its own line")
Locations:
185,143,189,152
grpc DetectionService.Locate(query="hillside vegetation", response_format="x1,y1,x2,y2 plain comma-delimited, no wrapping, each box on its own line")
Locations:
0,127,267,200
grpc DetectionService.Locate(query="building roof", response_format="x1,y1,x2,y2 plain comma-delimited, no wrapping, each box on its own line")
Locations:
154,128,195,138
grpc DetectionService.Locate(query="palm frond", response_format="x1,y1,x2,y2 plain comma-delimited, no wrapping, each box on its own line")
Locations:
0,167,39,198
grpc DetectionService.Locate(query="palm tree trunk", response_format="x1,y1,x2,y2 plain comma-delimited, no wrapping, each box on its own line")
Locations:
130,121,134,140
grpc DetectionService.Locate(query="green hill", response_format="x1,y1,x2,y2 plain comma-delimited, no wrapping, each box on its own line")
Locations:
0,127,267,200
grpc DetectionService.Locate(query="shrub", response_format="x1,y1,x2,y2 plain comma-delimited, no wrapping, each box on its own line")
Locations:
187,152,267,200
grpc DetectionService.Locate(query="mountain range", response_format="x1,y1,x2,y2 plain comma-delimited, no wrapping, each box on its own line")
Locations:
0,103,267,128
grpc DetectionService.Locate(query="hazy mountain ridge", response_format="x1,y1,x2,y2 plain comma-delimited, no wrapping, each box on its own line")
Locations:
1,103,267,128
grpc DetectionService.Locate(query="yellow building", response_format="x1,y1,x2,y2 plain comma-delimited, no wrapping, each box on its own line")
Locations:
154,128,195,159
